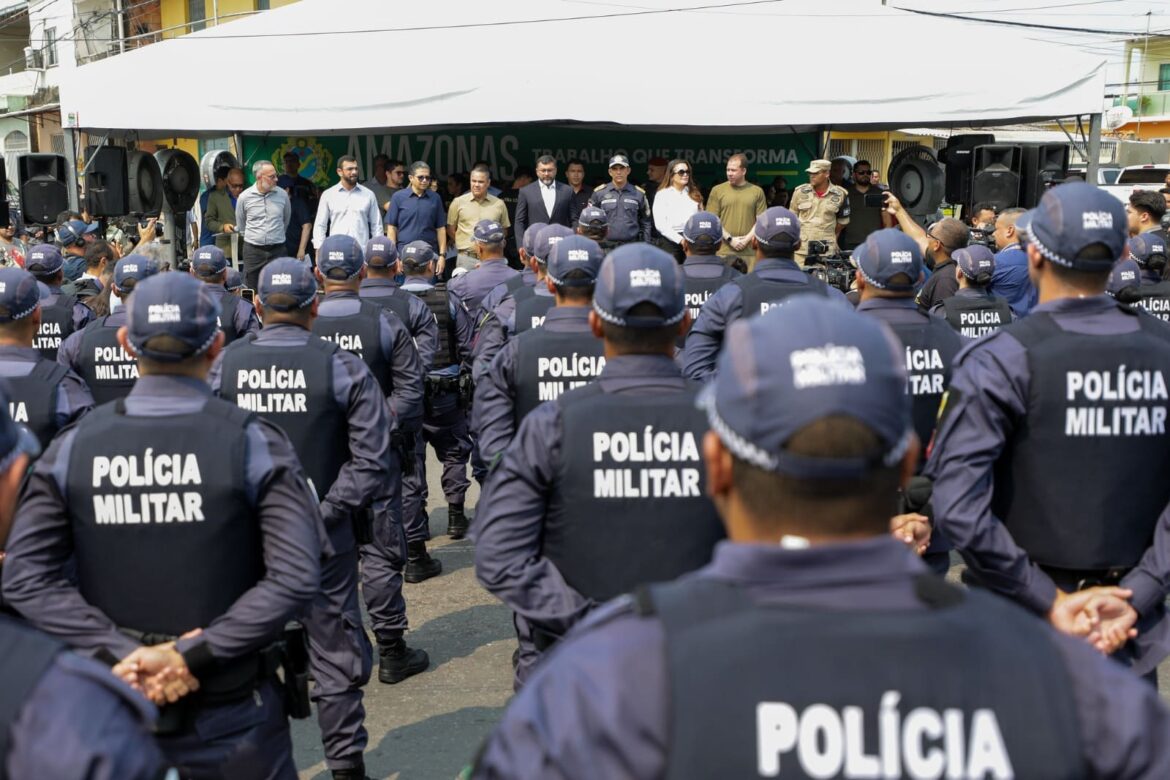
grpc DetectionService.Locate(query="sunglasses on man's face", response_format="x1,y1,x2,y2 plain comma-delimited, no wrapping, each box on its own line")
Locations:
414,175,432,182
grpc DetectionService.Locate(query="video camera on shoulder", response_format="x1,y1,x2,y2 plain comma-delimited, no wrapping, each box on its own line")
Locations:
968,223,997,251
804,240,854,294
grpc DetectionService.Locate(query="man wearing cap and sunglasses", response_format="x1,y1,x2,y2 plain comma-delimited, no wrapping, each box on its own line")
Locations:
3,271,324,777
475,244,725,689
23,243,93,361
472,294,1170,779
588,155,652,249
929,181,1170,684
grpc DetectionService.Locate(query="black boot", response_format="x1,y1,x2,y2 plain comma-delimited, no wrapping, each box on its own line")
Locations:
378,637,430,684
331,759,372,780
447,503,468,540
404,540,442,583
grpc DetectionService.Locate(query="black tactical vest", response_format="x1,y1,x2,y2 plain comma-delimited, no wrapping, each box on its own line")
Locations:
361,287,413,327
735,273,831,320
1137,279,1170,323
512,286,555,334
216,290,244,345
312,300,394,397
514,329,605,424
408,284,458,369
0,616,62,778
940,292,1013,339
993,309,1170,569
885,316,962,469
649,577,1081,780
35,292,79,361
545,383,724,602
4,359,67,449
66,398,263,637
77,318,138,405
680,262,739,347
219,335,349,502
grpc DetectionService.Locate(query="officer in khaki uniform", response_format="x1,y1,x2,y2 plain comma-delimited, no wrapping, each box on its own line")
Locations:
790,158,850,266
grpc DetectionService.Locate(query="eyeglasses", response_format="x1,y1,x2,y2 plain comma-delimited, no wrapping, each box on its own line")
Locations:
926,229,949,249
228,183,245,190
674,169,690,176
854,170,872,176
414,175,432,181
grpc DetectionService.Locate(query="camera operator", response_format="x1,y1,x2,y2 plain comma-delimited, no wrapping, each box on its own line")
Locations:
839,160,892,252
883,193,968,311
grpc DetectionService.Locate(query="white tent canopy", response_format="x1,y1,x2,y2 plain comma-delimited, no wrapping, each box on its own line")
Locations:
60,0,1108,137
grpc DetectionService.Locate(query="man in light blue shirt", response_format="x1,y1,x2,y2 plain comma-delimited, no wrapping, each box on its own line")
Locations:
991,207,1037,317
312,155,382,249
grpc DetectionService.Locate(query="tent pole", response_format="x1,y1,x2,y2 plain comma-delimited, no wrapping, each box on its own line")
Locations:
1086,113,1102,183
64,127,80,213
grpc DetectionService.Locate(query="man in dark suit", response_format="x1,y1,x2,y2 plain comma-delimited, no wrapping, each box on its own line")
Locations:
515,155,574,252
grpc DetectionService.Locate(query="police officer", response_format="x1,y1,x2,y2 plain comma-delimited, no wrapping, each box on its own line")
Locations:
678,210,742,344
0,267,92,448
588,155,651,248
474,244,725,687
472,295,1170,778
928,181,1170,680
0,381,170,779
59,255,159,405
931,244,1014,339
1128,233,1170,322
358,237,440,362
23,243,92,361
853,229,963,574
790,158,850,266
3,272,323,777
449,219,519,322
313,235,433,680
57,219,100,293
225,267,246,295
189,246,261,344
1108,257,1144,304
474,221,547,335
473,235,606,466
212,259,389,780
576,205,608,243
683,206,846,382
399,241,476,541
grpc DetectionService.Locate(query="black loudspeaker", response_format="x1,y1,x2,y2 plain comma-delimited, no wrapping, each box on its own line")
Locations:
0,158,8,228
938,133,995,207
888,145,944,216
17,153,68,225
971,145,1022,212
1020,143,1071,208
126,150,164,215
84,145,129,218
154,149,200,212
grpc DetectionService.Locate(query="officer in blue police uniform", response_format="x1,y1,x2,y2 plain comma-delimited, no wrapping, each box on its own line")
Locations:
473,235,606,468
472,223,574,377
212,258,389,780
473,222,547,339
3,272,323,778
931,244,1014,339
358,237,440,363
0,383,171,780
189,246,260,344
474,244,725,688
0,267,93,449
683,206,847,382
225,267,245,294
1128,233,1170,321
575,206,609,244
472,295,1170,779
678,211,742,345
588,155,651,248
23,243,92,361
59,255,159,405
313,235,432,681
449,220,519,323
928,181,1170,681
852,229,963,574
1108,257,1143,303
398,241,476,541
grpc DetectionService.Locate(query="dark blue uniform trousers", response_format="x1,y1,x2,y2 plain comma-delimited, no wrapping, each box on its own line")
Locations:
403,394,472,542
362,486,409,644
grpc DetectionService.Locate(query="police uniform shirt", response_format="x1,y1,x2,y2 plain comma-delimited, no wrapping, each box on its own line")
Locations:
472,306,598,464
316,291,426,427
476,268,539,332
449,260,520,323
205,283,261,343
37,286,93,358
588,182,651,243
398,279,475,372
925,295,1170,675
681,256,743,322
929,287,1014,338
470,283,555,385
0,344,93,442
1,374,323,667
473,538,1170,779
2,624,170,779
208,323,392,550
56,308,139,403
360,277,441,368
682,258,849,382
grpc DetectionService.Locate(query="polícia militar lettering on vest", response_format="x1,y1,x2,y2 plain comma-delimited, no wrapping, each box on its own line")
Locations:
233,366,309,413
957,310,1005,339
536,354,605,403
904,347,945,396
91,450,205,524
1064,368,1168,436
592,427,701,499
34,320,62,351
93,343,138,381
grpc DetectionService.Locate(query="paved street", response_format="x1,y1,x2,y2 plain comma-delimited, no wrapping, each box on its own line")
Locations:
293,451,1170,779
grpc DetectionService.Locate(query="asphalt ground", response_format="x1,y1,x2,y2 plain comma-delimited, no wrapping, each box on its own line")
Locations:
292,450,1170,779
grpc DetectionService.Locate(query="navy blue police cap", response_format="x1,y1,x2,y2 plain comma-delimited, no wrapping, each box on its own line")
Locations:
0,267,41,323
1128,233,1167,268
682,211,723,246
224,268,244,291
578,207,608,229
191,245,228,276
522,222,548,256
534,224,575,264
593,243,685,328
113,255,160,291
23,244,63,276
400,241,435,273
126,272,222,362
1022,181,1126,271
365,236,398,269
548,235,604,287
954,245,996,280
259,257,317,311
753,207,800,249
474,219,506,244
1107,258,1141,298
855,228,924,292
318,234,364,279
698,295,912,479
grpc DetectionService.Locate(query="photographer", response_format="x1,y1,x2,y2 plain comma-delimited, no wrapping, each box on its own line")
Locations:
839,160,892,251
882,193,968,311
